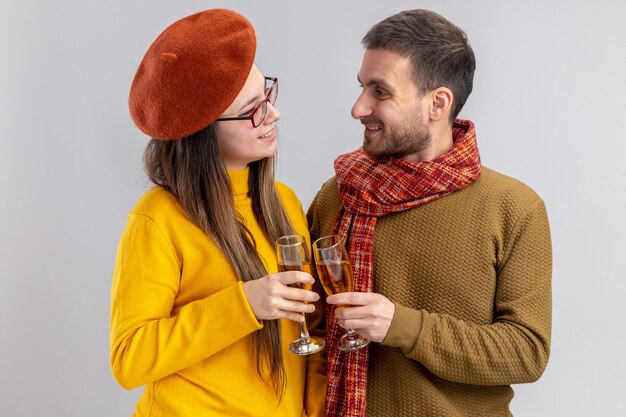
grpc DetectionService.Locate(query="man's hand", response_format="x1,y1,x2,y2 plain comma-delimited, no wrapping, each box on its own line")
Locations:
326,292,395,342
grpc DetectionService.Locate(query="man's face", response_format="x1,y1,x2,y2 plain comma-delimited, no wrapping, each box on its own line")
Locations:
352,49,431,159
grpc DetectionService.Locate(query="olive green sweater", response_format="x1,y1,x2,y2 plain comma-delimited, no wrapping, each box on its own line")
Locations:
307,167,552,417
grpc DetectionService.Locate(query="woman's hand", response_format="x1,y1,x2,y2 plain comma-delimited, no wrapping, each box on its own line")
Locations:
242,272,320,322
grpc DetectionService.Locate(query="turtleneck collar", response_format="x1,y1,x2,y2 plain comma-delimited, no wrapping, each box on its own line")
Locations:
227,166,250,198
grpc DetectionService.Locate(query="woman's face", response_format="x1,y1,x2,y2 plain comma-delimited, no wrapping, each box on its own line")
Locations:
215,64,281,170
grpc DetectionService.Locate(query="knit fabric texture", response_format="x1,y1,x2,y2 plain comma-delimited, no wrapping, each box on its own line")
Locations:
325,119,481,417
308,165,552,417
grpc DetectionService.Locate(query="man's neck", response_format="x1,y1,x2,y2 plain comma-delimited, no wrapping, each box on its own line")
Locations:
402,122,454,163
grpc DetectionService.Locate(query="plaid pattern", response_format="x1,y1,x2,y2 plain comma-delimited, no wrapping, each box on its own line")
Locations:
325,119,482,417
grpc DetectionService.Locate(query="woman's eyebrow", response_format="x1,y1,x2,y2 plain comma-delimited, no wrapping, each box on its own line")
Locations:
236,94,263,113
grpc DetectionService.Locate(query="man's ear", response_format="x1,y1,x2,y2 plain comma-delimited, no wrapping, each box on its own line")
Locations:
428,87,453,121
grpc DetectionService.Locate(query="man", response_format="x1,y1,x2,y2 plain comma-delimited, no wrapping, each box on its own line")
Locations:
307,9,552,417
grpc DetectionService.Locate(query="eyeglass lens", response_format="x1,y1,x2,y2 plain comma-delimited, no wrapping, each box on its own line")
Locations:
252,79,278,127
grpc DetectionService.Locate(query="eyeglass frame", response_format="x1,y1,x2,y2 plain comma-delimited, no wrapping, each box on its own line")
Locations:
215,77,278,128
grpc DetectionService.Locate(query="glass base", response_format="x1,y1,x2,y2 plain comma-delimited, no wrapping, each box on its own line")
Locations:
288,336,325,355
337,334,370,352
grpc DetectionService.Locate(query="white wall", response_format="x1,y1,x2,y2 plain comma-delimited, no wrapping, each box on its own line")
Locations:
1,1,624,415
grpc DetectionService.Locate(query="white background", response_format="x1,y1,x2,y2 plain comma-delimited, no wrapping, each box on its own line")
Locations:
1,1,625,416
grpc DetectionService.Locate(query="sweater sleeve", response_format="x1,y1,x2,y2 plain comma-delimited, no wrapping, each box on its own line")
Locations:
110,213,262,389
382,199,552,386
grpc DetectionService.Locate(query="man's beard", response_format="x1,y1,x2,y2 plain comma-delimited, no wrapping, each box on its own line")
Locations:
362,116,432,159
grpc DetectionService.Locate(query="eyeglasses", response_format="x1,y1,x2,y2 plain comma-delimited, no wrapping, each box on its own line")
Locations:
216,77,278,128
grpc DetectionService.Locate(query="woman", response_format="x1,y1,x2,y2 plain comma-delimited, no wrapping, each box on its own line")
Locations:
110,9,325,416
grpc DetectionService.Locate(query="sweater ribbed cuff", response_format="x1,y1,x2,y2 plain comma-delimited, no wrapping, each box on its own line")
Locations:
231,281,264,329
381,303,422,353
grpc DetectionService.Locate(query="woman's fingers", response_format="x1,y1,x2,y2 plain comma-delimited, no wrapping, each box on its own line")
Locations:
242,272,319,321
274,272,319,303
278,299,316,314
275,270,315,286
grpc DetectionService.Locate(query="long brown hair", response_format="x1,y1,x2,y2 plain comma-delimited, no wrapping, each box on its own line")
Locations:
143,123,295,395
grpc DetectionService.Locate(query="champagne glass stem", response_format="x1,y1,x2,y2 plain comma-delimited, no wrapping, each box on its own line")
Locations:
299,314,311,341
346,328,358,340
338,327,370,351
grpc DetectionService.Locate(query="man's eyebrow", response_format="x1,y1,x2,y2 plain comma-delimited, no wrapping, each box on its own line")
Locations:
357,74,394,92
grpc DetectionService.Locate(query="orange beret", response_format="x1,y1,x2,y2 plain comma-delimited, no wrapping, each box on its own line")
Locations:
129,9,256,140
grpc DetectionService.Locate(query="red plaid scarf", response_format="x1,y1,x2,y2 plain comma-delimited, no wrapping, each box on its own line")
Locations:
325,119,482,417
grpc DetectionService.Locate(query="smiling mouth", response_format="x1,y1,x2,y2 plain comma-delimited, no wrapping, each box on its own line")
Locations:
361,117,383,132
362,122,383,134
259,128,275,139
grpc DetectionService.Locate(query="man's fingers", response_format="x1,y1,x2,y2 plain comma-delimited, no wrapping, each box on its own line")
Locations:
331,295,395,343
327,292,374,305
333,305,371,319
336,318,368,330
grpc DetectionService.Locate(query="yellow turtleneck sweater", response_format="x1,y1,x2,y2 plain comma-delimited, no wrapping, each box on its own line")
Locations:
110,168,326,417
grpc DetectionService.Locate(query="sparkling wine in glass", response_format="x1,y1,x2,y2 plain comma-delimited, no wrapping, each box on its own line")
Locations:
276,234,325,355
313,235,370,351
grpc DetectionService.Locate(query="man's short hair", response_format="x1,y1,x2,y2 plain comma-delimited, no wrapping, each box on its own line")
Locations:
362,9,476,122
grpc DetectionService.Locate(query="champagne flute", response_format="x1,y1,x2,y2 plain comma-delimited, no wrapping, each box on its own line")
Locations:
313,235,370,351
276,234,325,355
